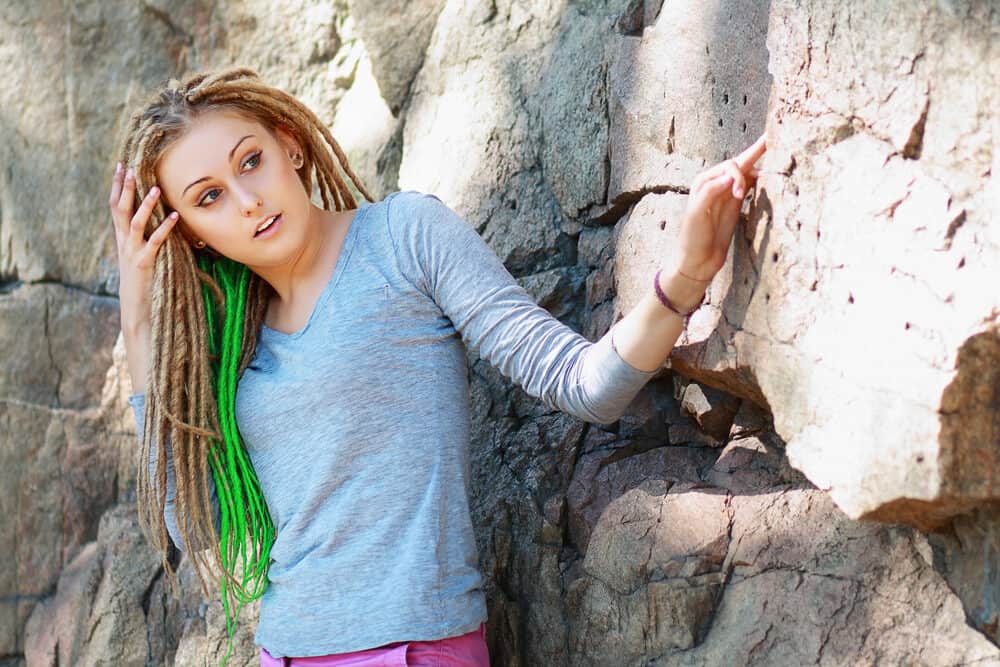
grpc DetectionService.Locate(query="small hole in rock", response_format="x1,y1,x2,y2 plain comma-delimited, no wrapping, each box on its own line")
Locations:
916,455,924,463
957,257,965,269
705,45,710,55
848,293,855,304
816,230,821,240
743,94,748,105
723,92,729,104
904,322,911,330
809,280,818,291
772,252,779,262
718,118,724,127
659,221,666,230
765,293,770,302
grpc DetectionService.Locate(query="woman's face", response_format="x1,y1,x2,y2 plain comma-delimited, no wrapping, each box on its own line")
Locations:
156,110,311,269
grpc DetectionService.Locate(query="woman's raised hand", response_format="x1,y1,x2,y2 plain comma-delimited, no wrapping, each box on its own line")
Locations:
108,162,179,334
674,134,767,281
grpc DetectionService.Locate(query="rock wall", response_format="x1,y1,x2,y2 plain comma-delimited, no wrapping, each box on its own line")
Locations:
1,1,997,665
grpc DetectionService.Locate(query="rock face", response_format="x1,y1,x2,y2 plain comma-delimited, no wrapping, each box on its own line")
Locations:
2,1,998,666
610,0,1000,533
748,1,999,530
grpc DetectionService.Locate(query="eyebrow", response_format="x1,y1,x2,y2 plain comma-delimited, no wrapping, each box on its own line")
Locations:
181,134,256,199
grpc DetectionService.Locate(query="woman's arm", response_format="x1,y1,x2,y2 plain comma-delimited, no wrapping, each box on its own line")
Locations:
129,393,221,552
385,138,764,424
387,191,656,425
612,134,767,372
608,267,710,373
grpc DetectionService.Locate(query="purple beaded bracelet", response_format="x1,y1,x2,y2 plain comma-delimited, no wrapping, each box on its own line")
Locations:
653,268,706,317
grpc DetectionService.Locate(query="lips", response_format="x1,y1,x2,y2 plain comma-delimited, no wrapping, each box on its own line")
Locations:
254,213,282,238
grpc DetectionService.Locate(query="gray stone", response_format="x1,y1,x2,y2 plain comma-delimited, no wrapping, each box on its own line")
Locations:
346,0,445,115
676,490,1000,666
676,380,742,444
605,0,772,206
928,504,1000,645
24,505,162,666
739,1,1000,528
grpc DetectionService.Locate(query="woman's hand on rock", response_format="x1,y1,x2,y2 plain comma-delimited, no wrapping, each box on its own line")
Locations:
674,133,766,281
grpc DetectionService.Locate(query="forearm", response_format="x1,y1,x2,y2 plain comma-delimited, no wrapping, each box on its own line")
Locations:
122,320,152,396
608,265,710,373
129,393,221,552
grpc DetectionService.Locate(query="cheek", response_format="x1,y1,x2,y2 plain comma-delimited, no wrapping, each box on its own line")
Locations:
277,159,306,194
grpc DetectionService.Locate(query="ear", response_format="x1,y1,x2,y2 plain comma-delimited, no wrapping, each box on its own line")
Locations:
273,123,304,165
172,216,205,250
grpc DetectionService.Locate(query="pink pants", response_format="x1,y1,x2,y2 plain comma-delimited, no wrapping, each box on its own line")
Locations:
260,622,489,666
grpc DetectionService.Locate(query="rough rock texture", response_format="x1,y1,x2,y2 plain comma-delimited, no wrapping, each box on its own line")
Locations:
0,284,123,662
610,0,1000,531
748,0,1000,528
345,0,446,115
2,0,998,666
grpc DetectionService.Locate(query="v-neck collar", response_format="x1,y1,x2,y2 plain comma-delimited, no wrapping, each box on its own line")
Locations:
260,201,371,341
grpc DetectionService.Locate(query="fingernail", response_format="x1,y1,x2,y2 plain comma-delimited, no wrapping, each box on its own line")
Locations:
115,162,122,174
150,186,159,196
735,187,743,198
126,168,134,179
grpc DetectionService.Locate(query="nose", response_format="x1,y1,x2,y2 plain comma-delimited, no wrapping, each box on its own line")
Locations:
235,185,263,218
242,196,263,217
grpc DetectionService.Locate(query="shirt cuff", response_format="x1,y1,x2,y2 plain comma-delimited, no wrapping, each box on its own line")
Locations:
604,324,661,378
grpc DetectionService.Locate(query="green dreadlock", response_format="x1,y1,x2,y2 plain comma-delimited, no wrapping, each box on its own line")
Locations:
198,253,275,664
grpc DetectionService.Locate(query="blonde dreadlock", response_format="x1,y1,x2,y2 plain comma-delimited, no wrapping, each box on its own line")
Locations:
115,66,372,640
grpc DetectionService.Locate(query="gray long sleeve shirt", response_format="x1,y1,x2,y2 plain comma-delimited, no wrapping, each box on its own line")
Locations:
128,190,659,658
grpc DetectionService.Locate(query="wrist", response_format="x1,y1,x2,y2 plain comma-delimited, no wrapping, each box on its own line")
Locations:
654,267,709,315
674,259,716,283
121,316,151,339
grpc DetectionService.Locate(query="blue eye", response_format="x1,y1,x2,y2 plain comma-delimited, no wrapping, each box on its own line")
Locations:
196,150,262,207
199,188,221,206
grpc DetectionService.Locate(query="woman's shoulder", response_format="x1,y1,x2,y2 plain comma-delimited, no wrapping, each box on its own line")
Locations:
374,189,476,273
380,189,447,214
376,189,464,240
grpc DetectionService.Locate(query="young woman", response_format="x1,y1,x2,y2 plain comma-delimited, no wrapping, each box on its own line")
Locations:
109,67,764,666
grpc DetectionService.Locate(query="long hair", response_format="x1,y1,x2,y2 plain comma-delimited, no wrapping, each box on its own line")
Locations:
115,67,372,644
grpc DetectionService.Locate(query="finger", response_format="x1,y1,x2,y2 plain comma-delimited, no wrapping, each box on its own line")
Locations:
691,161,729,194
109,163,126,239
127,185,160,252
715,196,744,249
722,160,747,199
692,172,734,211
117,167,136,218
690,170,710,194
719,176,746,223
691,137,766,196
142,211,179,258
733,133,767,172
108,162,123,209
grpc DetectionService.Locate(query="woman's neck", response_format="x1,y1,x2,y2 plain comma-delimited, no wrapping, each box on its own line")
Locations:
251,205,351,307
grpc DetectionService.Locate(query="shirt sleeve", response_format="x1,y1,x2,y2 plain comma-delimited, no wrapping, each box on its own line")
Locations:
128,393,220,552
385,190,659,425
